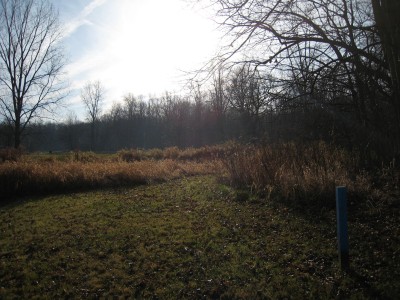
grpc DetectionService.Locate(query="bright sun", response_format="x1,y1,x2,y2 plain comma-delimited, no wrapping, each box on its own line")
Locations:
95,0,219,99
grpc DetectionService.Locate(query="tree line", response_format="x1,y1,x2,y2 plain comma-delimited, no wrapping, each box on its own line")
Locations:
1,0,399,159
0,64,388,157
0,67,286,151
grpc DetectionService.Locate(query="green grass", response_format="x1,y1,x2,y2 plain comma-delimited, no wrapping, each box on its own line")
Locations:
1,176,399,298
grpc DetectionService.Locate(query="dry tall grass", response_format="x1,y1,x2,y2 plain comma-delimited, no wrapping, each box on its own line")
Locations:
0,147,24,162
2,142,395,206
117,144,231,162
0,159,224,200
0,144,234,200
223,142,376,206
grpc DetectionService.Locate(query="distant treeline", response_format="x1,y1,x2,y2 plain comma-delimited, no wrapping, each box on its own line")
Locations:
0,64,396,159
0,100,390,162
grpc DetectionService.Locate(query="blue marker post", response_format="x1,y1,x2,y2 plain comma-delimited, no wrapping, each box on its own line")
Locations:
336,186,349,270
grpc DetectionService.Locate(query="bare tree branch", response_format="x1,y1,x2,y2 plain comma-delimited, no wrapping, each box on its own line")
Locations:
0,0,67,148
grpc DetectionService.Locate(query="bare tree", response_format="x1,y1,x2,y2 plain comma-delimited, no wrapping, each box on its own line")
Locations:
123,93,138,121
372,0,400,129
227,65,273,137
200,0,400,148
0,0,66,148
81,80,104,150
209,67,229,140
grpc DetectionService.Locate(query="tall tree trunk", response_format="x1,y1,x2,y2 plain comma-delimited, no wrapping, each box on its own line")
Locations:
14,118,21,149
90,122,95,151
372,0,400,149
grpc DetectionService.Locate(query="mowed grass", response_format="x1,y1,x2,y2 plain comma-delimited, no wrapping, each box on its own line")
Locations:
1,176,399,298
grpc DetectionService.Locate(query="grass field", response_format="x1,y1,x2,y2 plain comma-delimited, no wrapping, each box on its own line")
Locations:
1,176,399,298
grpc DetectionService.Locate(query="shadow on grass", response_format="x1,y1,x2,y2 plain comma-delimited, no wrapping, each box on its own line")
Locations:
345,268,390,300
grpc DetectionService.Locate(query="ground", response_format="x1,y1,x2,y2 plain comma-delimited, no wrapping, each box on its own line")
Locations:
0,176,399,299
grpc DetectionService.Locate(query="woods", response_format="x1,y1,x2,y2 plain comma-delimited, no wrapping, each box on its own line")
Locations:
198,0,400,152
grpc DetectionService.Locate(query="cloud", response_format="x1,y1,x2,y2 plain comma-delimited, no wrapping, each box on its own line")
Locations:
62,0,108,38
65,51,105,79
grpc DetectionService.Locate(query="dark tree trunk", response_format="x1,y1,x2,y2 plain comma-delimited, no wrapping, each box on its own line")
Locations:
14,117,21,149
372,0,400,148
90,122,95,151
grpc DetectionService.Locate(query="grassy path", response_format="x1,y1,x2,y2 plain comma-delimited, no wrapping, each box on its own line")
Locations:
0,176,399,298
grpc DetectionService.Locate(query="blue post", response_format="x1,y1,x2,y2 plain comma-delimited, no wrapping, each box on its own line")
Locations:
336,186,349,270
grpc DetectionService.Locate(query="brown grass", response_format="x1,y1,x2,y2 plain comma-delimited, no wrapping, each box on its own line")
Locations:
2,141,395,207
223,141,379,207
0,147,24,162
0,145,232,201
116,143,232,162
0,159,224,200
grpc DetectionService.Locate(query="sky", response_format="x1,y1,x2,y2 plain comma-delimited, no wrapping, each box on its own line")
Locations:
52,0,221,120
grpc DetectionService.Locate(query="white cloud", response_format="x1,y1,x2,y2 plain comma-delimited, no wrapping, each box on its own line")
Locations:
62,0,108,38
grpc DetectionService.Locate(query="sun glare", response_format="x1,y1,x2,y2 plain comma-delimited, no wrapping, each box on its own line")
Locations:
62,0,221,114
95,0,219,100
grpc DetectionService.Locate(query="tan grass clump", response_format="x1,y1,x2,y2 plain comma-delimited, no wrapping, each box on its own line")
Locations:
0,147,24,162
0,159,224,200
223,141,371,206
116,144,232,162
